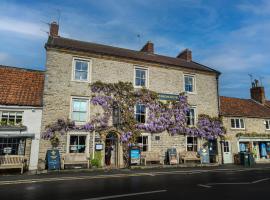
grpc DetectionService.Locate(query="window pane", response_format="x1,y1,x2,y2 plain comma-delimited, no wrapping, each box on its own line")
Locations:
73,101,81,111
231,119,235,128
235,119,240,128
266,121,269,129
72,112,80,121
79,101,87,112
140,79,145,87
240,119,244,128
79,112,87,122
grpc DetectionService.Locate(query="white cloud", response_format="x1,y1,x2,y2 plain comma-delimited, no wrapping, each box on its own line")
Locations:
237,0,270,15
0,17,46,38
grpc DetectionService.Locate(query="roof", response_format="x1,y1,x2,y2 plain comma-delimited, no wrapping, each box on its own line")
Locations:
45,36,220,75
0,65,45,107
220,96,270,118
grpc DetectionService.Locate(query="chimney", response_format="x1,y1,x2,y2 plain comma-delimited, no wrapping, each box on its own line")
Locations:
140,41,154,54
250,79,265,104
177,49,192,62
49,21,59,37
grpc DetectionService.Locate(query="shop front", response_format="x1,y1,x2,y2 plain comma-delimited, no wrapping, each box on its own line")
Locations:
238,137,270,163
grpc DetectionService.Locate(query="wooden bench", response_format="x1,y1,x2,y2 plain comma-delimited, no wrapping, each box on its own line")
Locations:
141,152,164,165
179,151,200,164
63,154,89,169
0,155,25,174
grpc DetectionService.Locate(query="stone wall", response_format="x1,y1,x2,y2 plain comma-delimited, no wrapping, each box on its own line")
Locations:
39,49,220,167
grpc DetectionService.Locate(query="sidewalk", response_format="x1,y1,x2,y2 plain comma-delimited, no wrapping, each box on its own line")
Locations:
1,163,270,182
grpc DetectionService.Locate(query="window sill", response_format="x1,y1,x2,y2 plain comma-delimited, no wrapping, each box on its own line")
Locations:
185,91,197,95
0,125,27,131
134,85,149,89
231,128,245,130
71,79,91,83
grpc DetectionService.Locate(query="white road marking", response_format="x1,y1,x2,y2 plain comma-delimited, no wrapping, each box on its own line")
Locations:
82,189,167,200
197,184,212,188
252,178,270,184
198,177,270,188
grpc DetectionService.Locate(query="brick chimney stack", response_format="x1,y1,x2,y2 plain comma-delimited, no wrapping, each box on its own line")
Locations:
177,49,192,62
49,21,59,37
140,41,154,54
250,79,265,104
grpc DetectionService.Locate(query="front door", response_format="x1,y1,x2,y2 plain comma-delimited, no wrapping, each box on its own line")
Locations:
223,141,233,164
105,132,118,167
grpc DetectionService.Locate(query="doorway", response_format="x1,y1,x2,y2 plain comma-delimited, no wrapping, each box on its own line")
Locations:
105,132,118,167
223,141,233,164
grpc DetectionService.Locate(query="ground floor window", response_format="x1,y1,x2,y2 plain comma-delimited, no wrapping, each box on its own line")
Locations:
69,135,86,153
239,142,251,153
0,137,25,155
137,135,149,152
258,142,270,159
187,136,197,151
223,141,230,152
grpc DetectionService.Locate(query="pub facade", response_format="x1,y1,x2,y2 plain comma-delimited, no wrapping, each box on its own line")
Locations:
39,22,222,169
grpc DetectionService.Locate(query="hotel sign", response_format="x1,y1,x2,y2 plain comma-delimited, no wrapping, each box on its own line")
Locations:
158,93,179,101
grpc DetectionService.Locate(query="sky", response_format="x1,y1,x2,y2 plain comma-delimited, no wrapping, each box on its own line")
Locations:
0,0,269,99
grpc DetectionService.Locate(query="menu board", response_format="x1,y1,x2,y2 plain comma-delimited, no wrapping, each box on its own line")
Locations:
46,150,61,170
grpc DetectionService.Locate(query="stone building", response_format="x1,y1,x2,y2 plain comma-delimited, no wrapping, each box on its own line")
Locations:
0,65,44,171
220,80,270,164
39,22,221,169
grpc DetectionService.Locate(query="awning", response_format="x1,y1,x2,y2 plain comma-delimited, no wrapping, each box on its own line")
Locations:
0,133,35,138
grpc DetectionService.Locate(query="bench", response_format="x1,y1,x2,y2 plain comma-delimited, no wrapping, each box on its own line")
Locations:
179,151,200,164
0,155,25,174
141,152,164,165
63,154,89,169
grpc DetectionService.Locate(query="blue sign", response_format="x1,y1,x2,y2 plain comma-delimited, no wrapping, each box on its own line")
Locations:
199,148,210,164
130,148,141,165
158,93,179,101
46,150,61,170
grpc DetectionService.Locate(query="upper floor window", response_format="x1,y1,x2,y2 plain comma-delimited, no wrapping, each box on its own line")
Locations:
186,107,196,126
71,98,89,123
231,118,245,129
0,111,23,125
184,75,195,93
265,120,270,130
73,58,90,82
135,104,146,123
134,67,148,87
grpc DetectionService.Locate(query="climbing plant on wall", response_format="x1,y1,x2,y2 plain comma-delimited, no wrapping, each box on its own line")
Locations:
43,81,226,166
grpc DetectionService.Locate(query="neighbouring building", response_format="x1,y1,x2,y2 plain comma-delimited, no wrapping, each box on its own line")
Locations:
0,65,44,171
220,80,270,164
39,22,221,169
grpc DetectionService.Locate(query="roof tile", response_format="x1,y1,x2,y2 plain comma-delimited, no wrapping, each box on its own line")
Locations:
0,65,44,107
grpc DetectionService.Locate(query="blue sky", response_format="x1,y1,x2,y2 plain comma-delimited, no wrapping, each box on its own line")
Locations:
0,0,269,99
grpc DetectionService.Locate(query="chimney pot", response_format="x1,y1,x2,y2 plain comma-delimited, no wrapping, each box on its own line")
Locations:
250,81,265,104
177,49,192,62
140,41,154,54
50,21,59,37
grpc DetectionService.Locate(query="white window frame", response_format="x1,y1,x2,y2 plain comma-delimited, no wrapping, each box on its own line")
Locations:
70,97,90,125
186,136,198,152
134,104,147,124
134,66,149,88
137,133,151,152
183,74,196,94
72,57,92,82
0,111,23,125
231,118,245,129
186,106,197,126
66,132,90,156
265,120,270,130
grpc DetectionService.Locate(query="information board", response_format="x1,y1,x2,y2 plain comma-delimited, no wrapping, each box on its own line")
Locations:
130,148,141,165
46,149,61,170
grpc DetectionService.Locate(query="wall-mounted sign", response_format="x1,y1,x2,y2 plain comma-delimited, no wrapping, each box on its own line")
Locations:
3,147,12,154
158,93,179,101
95,144,103,151
46,150,61,170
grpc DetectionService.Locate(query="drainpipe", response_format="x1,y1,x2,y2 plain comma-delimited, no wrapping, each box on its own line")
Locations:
92,125,95,159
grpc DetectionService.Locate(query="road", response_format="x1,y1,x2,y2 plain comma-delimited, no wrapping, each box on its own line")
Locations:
0,167,270,200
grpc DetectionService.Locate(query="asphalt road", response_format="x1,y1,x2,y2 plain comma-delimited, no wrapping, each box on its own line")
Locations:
0,167,270,200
